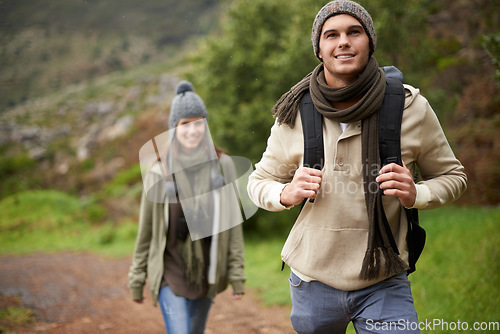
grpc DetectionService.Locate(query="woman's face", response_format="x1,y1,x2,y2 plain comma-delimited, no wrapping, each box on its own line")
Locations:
175,117,206,153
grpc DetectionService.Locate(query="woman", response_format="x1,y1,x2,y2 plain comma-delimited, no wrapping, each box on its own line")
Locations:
128,81,245,334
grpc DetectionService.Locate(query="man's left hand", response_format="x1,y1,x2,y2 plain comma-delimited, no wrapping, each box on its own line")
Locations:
376,162,416,208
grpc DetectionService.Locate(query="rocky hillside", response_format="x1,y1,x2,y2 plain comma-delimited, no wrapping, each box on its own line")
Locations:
0,66,181,199
0,0,226,109
0,0,230,207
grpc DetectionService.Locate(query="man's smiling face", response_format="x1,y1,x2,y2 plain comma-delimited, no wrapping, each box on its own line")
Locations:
318,14,371,88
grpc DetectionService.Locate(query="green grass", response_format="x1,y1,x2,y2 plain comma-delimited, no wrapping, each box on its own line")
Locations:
411,206,500,331
0,301,36,332
0,189,138,258
244,236,291,306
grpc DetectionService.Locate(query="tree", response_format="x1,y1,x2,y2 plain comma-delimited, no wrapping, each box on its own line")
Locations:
187,0,321,162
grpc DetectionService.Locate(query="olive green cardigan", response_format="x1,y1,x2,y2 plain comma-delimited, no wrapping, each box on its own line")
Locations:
128,154,245,305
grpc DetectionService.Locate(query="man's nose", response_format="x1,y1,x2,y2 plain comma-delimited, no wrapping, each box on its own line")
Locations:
338,33,350,48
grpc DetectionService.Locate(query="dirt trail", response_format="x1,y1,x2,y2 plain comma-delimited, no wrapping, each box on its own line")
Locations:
0,253,294,333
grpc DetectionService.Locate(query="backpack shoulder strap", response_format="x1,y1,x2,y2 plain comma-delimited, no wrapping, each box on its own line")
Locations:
380,66,426,275
377,69,405,255
299,90,324,203
299,90,324,171
379,66,405,166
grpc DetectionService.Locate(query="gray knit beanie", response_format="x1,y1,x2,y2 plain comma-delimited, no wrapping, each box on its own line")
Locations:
312,0,376,60
169,81,208,129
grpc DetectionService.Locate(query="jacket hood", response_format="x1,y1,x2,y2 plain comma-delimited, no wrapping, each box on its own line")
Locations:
403,84,420,109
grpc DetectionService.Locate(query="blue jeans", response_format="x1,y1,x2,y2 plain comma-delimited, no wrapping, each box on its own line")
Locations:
289,272,420,334
158,285,213,334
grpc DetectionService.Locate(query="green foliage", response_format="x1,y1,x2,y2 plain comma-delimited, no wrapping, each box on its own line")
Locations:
187,0,320,161
0,302,36,332
359,0,437,76
0,155,40,199
0,155,36,176
80,158,96,172
102,163,142,197
81,195,107,224
482,32,500,85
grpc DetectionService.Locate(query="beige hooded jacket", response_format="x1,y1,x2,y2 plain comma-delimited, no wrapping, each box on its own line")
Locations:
248,84,467,291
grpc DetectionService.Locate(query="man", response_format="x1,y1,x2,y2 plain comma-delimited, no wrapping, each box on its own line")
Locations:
247,1,467,333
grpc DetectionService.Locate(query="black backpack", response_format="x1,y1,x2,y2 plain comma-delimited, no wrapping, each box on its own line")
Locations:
299,66,426,274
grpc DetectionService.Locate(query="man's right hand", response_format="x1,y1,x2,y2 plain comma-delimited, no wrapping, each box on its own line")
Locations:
280,167,322,207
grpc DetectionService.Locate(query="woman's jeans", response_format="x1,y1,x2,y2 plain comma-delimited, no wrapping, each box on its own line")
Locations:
289,272,420,334
158,285,213,334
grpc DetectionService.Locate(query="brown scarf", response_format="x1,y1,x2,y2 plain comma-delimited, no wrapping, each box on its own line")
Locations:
274,57,407,280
